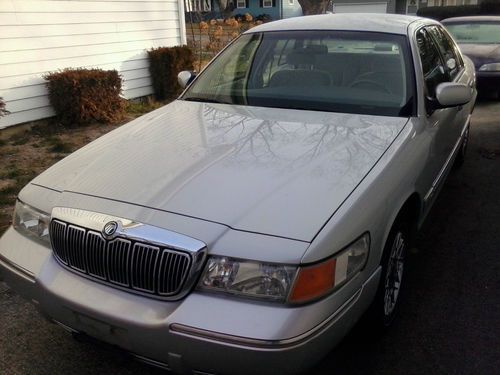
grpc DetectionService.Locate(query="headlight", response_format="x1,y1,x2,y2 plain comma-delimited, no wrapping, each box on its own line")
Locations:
198,257,296,302
479,63,500,72
198,233,370,304
13,200,51,245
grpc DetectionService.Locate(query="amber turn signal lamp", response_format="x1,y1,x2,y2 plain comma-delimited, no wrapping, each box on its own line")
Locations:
288,259,336,303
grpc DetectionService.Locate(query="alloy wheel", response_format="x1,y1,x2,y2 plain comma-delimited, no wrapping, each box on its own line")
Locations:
383,231,405,317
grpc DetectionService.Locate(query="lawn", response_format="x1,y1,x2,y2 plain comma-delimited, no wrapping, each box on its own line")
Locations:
0,99,167,235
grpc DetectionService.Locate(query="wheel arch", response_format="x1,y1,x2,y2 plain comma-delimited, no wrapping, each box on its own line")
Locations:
382,192,421,257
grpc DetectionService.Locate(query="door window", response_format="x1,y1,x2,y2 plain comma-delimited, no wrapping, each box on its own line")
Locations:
427,26,463,80
416,28,448,98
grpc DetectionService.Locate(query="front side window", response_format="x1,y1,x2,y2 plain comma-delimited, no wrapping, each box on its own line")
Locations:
427,26,462,79
416,28,448,98
263,0,273,7
182,31,414,117
237,0,247,8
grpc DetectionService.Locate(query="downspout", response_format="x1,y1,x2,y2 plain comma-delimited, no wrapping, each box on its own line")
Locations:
178,0,188,45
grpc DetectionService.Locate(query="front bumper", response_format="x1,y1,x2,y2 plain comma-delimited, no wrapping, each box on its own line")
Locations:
0,227,380,375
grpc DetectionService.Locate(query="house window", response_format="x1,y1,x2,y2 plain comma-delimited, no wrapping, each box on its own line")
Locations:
237,0,247,8
189,0,212,11
263,0,273,7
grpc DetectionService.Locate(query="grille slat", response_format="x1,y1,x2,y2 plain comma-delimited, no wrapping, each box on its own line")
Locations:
171,254,179,292
160,251,172,295
49,219,192,299
132,244,159,293
66,225,86,271
108,239,131,286
138,244,145,288
86,231,106,280
50,221,68,264
158,250,190,296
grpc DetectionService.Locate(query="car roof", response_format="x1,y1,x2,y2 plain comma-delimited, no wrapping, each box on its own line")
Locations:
442,16,500,23
247,13,434,35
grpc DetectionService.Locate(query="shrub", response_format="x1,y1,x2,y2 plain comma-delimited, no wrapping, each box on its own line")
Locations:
255,14,272,22
147,46,194,100
233,13,245,22
0,97,9,117
44,69,125,126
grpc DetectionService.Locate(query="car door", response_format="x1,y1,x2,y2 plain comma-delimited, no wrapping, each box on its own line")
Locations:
427,25,473,149
415,26,470,211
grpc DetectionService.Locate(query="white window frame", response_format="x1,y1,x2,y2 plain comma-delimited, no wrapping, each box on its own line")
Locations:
263,0,273,8
237,0,246,8
203,0,212,11
188,0,212,11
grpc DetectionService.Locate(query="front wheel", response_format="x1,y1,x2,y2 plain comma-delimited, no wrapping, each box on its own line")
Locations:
370,221,409,328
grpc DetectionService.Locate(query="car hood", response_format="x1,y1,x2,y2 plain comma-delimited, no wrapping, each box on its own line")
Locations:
458,43,500,68
32,100,409,242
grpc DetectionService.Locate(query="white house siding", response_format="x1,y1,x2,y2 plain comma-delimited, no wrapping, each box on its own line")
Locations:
0,0,187,129
333,2,388,13
332,0,397,14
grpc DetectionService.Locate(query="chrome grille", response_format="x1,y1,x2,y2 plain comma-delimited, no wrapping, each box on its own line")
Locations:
49,219,192,298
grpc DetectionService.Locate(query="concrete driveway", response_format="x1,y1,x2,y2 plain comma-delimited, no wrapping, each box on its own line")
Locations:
1,99,499,375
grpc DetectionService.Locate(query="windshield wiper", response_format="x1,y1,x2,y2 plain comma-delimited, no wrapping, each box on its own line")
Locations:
183,97,231,104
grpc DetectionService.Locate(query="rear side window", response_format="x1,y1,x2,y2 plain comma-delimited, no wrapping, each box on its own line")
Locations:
427,25,462,79
416,28,447,98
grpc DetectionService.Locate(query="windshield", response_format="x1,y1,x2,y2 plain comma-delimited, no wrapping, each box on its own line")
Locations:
182,31,414,117
445,22,500,44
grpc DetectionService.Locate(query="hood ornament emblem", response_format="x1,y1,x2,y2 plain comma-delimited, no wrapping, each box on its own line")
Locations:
102,221,119,238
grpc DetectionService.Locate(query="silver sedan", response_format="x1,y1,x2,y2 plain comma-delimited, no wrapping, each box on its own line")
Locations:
0,13,476,375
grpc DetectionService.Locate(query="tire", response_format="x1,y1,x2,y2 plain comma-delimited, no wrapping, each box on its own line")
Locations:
454,125,470,168
370,220,409,328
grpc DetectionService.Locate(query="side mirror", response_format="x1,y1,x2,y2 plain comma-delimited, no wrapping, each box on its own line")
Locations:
178,71,196,89
435,82,472,108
